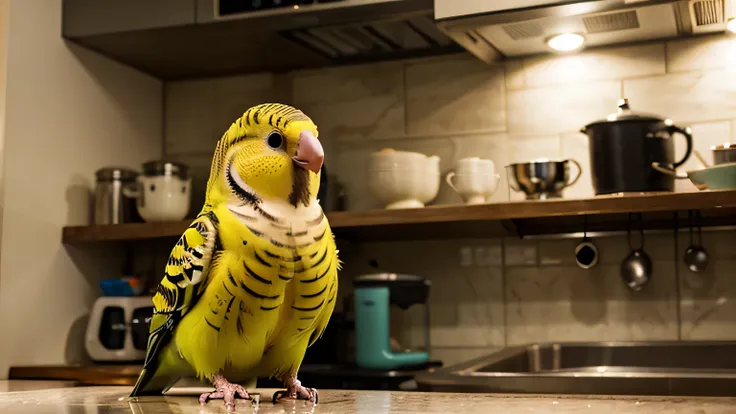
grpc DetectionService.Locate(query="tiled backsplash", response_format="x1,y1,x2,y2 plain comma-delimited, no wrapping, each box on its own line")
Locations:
164,33,736,366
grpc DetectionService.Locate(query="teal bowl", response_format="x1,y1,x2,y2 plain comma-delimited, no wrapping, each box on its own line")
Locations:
652,161,736,190
688,162,736,190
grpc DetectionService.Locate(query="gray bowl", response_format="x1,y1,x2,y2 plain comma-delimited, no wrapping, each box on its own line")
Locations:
506,159,582,200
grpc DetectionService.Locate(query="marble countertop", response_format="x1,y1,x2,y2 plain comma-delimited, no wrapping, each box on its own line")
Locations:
1,381,736,413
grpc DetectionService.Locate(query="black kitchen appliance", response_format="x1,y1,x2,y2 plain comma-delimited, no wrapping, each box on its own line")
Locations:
580,98,693,195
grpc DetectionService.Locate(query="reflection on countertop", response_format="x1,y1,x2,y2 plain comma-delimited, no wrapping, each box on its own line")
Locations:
1,381,736,413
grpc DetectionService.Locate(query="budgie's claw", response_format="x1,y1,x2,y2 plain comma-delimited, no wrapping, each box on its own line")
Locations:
199,374,251,412
272,377,318,405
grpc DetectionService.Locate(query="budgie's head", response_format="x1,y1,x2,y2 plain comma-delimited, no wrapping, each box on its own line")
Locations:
204,103,323,209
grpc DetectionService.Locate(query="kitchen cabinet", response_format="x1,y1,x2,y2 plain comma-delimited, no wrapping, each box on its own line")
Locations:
60,0,460,80
62,0,196,37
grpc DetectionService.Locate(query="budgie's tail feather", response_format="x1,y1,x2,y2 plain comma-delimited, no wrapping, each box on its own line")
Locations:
130,368,155,397
130,368,177,397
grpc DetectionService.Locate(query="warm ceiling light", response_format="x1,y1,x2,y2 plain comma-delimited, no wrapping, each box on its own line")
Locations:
546,33,585,52
728,18,736,33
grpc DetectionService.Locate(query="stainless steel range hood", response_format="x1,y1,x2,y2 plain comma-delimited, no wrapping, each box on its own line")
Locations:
434,0,733,64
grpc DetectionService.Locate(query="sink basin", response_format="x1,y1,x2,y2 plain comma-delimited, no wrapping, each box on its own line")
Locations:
415,341,736,396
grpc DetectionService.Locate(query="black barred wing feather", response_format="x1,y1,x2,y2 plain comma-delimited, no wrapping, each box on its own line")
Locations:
130,215,217,397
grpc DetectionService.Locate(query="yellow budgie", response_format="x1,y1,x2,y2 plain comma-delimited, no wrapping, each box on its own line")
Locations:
129,103,339,411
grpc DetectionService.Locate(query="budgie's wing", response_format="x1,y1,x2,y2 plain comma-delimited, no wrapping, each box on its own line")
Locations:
130,214,218,397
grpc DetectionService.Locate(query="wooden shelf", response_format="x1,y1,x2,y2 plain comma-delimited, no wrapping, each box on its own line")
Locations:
62,190,736,244
63,220,189,243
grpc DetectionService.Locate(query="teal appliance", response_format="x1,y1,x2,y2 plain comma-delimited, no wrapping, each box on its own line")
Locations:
354,273,431,370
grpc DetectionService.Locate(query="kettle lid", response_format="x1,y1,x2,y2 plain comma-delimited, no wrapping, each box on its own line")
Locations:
585,98,663,127
142,160,189,179
95,166,138,182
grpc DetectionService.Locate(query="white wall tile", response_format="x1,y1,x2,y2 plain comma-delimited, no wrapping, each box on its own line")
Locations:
211,73,291,134
508,135,561,164
506,264,678,345
459,244,504,267
406,56,506,135
503,238,537,266
293,62,405,149
623,71,736,124
301,97,405,143
678,229,736,340
504,59,526,91
165,74,290,155
165,80,217,155
666,34,736,73
293,62,403,106
680,259,736,340
522,44,665,88
507,81,621,136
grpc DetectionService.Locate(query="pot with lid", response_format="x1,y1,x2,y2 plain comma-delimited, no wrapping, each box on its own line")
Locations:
125,161,192,222
580,98,693,195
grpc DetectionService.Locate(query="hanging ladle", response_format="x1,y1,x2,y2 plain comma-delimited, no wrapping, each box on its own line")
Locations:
621,212,652,291
684,209,709,273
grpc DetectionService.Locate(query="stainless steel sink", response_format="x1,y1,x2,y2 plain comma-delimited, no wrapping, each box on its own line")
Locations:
414,341,736,396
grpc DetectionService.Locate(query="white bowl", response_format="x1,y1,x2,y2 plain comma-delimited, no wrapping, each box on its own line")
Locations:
368,170,440,209
368,149,440,209
369,149,431,171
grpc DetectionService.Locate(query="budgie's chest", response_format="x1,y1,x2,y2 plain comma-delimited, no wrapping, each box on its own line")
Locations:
174,200,337,381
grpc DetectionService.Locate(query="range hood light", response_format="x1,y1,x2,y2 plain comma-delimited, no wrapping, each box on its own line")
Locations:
728,18,736,33
546,33,585,52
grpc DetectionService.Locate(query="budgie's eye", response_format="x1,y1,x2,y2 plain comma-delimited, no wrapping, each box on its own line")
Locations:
266,131,283,149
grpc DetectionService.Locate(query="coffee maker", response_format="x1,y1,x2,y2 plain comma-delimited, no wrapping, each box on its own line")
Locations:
354,273,431,370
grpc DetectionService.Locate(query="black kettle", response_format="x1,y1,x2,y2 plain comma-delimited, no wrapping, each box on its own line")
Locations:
580,98,693,195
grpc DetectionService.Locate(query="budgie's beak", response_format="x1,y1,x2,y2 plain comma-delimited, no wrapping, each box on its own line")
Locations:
293,130,324,173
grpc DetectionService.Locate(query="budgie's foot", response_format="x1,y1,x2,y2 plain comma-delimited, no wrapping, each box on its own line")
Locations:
271,376,318,405
199,374,251,411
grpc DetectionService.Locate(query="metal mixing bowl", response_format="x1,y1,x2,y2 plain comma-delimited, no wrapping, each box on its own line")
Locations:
505,159,582,200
